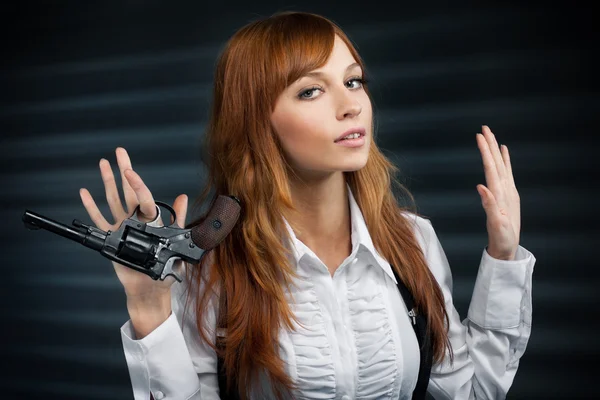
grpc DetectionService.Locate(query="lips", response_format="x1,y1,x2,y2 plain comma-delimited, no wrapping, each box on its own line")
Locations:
334,127,366,143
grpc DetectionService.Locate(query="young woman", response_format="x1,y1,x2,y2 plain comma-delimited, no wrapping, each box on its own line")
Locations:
79,11,536,400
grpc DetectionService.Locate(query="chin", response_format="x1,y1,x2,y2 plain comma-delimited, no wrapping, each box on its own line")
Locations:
341,159,369,172
342,165,367,173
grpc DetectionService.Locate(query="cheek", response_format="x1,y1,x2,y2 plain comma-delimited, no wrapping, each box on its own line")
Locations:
271,106,332,169
273,107,326,146
361,93,373,120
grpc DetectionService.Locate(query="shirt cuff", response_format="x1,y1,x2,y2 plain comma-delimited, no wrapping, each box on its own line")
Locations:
121,312,201,400
467,245,536,329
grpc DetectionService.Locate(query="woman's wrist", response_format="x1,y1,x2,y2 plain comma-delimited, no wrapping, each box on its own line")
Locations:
126,293,172,339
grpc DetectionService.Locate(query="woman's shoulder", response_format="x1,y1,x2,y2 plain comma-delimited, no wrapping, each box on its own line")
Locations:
399,210,435,252
400,210,454,291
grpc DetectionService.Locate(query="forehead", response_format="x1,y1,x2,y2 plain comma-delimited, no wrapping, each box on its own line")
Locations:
321,35,357,68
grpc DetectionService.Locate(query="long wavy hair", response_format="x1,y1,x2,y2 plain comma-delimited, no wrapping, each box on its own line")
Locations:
182,10,451,399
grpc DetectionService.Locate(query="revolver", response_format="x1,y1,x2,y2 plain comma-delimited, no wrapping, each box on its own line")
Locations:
22,195,241,282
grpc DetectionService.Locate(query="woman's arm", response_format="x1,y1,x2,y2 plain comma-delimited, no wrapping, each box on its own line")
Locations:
420,218,536,399
120,262,220,400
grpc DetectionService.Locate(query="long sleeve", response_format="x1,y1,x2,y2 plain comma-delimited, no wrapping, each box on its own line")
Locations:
422,218,536,400
120,263,220,400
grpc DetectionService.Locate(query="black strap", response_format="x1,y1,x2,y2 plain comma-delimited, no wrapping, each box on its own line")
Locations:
391,264,433,399
217,357,238,400
217,267,433,399
216,292,240,400
217,347,237,399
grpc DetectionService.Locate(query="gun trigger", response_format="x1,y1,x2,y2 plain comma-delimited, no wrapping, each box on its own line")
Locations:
160,257,182,283
164,272,182,283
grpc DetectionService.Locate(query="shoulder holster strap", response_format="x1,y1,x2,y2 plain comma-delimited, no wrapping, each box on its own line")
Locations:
216,292,240,400
391,264,433,399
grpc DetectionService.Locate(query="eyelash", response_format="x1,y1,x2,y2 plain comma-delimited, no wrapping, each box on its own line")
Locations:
297,77,368,100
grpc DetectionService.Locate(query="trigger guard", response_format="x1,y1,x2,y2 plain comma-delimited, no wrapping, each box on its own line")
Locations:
155,201,178,227
130,201,178,226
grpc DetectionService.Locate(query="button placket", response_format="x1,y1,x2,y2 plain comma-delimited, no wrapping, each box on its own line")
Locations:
154,391,165,399
136,343,145,362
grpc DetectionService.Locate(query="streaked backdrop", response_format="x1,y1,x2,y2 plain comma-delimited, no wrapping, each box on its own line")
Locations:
2,1,596,399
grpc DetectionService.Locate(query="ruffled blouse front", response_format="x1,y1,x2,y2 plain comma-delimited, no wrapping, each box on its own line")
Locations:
276,187,420,399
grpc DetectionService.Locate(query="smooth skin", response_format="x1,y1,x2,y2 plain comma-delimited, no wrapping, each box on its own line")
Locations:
476,125,520,261
79,147,188,338
270,35,372,275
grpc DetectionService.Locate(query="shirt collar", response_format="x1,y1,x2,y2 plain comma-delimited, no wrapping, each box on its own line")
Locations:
282,183,398,284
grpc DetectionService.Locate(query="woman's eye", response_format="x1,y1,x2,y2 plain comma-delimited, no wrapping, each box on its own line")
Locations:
346,78,365,89
298,87,322,100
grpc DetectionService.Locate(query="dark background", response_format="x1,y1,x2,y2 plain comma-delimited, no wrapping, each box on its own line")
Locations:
1,1,597,399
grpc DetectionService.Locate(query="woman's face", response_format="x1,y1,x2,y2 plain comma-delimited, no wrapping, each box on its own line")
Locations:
270,35,372,181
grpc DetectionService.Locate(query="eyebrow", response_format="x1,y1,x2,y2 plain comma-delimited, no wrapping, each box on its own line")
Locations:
301,62,361,80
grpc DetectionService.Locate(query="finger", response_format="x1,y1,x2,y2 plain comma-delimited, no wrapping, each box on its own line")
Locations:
476,133,503,198
501,144,516,188
476,184,502,222
123,168,157,222
172,194,188,227
115,147,138,216
99,158,127,223
482,125,506,180
79,188,111,231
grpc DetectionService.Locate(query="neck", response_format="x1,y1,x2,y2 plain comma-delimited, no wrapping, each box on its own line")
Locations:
285,172,351,255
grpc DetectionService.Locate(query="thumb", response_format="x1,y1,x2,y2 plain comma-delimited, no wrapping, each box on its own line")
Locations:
172,194,188,227
477,184,497,212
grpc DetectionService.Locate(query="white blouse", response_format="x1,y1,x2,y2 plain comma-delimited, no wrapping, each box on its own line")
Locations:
120,185,536,400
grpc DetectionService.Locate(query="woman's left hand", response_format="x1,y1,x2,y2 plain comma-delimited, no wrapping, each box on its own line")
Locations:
475,125,521,261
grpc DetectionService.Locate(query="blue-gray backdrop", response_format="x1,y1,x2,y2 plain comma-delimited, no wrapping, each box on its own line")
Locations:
2,1,597,399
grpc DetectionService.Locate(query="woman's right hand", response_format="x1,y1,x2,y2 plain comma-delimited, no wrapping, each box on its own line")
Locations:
79,147,188,301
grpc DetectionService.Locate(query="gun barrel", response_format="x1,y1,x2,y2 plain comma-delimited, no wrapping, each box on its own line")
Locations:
22,210,104,250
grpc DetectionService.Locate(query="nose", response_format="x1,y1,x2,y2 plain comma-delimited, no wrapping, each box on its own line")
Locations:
335,90,362,121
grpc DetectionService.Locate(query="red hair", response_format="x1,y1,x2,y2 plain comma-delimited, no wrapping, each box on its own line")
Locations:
183,11,451,399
